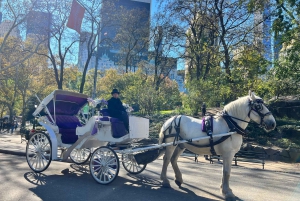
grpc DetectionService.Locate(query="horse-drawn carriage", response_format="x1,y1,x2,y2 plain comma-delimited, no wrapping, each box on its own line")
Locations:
26,90,149,184
26,89,276,200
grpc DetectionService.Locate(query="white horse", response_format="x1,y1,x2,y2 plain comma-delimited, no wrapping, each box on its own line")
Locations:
158,91,276,200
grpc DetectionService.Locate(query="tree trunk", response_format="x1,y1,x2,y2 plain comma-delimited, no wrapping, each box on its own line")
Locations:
58,80,63,90
79,55,92,93
125,57,129,73
0,101,13,123
21,94,26,127
215,0,232,81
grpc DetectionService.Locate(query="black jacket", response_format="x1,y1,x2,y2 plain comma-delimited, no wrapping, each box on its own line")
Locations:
107,97,126,118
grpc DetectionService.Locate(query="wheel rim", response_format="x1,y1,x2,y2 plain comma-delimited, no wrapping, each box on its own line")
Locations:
122,154,146,174
90,147,119,184
26,133,51,172
70,148,91,164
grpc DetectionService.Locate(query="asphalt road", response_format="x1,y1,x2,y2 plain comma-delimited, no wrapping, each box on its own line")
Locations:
0,153,299,201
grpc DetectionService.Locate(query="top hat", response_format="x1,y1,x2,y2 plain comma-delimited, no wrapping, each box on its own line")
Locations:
111,89,120,94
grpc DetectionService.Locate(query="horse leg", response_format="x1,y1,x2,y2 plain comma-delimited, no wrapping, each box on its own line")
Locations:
160,145,177,188
171,146,185,187
220,153,236,200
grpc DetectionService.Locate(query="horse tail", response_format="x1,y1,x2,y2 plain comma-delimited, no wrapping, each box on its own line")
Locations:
157,117,176,158
158,126,165,145
155,127,166,158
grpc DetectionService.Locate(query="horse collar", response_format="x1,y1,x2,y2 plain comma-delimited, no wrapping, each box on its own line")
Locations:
222,111,246,135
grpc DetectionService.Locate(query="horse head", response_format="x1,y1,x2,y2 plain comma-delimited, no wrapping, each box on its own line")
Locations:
248,90,276,131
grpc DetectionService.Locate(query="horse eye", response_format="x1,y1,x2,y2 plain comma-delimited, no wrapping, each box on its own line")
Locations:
254,103,262,111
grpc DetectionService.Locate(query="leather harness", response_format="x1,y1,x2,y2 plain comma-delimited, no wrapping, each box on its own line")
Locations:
163,99,272,155
163,113,245,156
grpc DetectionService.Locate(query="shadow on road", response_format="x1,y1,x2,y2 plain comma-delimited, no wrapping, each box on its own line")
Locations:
23,163,223,201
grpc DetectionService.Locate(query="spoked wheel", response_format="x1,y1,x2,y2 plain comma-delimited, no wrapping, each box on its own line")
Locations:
70,148,91,165
26,132,52,173
122,154,147,174
90,146,119,184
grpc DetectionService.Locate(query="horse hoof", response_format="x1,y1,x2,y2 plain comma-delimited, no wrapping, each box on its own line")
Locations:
162,182,171,188
225,196,236,201
175,180,182,187
224,193,236,201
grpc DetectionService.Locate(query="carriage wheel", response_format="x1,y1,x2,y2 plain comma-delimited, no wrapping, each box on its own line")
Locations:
70,148,91,165
90,146,119,184
26,132,52,173
122,154,147,174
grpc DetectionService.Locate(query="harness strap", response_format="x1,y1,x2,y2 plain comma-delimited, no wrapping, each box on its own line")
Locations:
203,116,217,155
163,116,182,141
187,135,231,148
173,116,182,146
222,111,246,135
163,116,177,136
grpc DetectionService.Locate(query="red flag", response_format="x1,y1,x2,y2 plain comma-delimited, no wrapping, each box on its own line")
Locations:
67,0,85,33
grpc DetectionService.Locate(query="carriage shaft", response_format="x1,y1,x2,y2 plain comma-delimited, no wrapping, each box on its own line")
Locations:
117,132,237,154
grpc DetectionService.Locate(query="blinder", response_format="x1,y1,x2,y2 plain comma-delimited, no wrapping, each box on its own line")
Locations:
248,99,272,127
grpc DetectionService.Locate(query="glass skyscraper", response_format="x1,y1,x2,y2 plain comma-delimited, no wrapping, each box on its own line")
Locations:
98,0,151,65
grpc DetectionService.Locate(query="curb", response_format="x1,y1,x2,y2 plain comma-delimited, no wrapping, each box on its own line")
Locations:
0,149,26,156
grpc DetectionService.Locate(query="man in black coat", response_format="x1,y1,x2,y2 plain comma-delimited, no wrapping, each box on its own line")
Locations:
107,89,129,132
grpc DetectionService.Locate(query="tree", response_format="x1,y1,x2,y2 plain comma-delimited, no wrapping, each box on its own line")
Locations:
77,0,118,94
0,37,25,122
149,23,181,90
158,0,269,81
64,66,82,92
156,0,220,81
114,7,150,73
272,0,300,83
34,0,79,90
0,0,46,74
0,37,56,124
95,69,181,115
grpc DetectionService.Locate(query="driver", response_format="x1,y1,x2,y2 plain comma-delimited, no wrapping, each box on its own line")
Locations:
107,89,129,133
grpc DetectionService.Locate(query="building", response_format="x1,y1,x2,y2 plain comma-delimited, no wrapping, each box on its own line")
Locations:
26,11,51,50
0,20,20,38
97,53,116,72
26,11,51,37
99,0,151,66
78,32,97,71
253,0,281,66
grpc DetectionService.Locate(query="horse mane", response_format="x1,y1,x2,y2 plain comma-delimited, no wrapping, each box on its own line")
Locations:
223,96,250,119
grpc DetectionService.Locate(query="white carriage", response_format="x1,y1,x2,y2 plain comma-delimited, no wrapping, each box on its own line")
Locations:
26,90,236,185
26,90,149,184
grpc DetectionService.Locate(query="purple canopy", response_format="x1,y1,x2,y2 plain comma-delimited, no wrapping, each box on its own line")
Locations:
33,90,88,116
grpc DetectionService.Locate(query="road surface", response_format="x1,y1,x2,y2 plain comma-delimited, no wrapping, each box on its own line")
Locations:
0,153,299,201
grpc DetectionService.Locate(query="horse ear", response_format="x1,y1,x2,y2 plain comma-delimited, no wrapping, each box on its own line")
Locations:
249,90,256,100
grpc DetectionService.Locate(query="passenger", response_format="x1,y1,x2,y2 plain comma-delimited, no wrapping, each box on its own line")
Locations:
107,89,129,133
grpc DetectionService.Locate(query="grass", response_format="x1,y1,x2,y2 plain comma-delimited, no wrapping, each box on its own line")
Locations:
159,110,175,115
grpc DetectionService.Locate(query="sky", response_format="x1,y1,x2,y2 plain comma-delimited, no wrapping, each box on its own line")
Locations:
1,0,185,70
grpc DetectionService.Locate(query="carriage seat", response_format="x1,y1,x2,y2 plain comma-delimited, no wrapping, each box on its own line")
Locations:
100,109,127,138
47,115,81,144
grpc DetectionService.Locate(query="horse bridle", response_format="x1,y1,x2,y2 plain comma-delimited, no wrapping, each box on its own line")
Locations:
248,99,272,127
